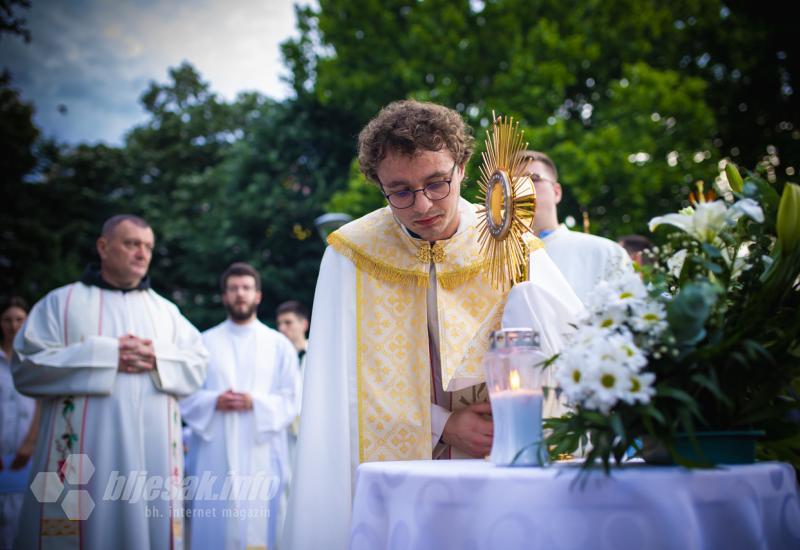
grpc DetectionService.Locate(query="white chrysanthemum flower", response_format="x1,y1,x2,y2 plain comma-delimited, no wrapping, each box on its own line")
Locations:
555,321,652,412
593,304,629,331
583,280,619,315
569,324,611,348
554,327,609,405
630,300,668,335
583,361,630,413
555,359,591,403
606,332,647,371
614,271,649,296
589,273,649,326
623,372,656,405
622,343,648,372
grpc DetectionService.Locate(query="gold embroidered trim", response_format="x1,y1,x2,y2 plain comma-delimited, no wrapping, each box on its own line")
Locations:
329,232,488,289
329,232,429,287
42,519,80,537
438,261,490,290
417,242,446,264
355,270,366,464
524,234,545,253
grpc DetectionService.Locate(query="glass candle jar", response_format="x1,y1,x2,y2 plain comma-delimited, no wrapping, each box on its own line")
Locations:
484,328,548,467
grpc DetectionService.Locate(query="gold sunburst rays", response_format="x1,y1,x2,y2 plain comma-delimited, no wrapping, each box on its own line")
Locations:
476,112,537,291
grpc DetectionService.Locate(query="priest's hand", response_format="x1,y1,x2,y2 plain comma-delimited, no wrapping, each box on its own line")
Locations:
118,334,156,373
442,401,493,458
235,392,253,410
216,390,253,411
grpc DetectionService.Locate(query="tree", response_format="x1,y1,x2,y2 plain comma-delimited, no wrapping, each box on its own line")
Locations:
87,63,352,328
2,57,358,327
0,70,37,185
0,0,31,42
286,0,797,237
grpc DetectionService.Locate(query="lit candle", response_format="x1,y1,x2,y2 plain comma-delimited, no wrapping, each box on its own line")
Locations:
490,369,546,466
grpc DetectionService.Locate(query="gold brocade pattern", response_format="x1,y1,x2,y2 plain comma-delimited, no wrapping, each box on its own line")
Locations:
357,268,431,461
331,205,507,462
417,242,446,263
41,519,80,537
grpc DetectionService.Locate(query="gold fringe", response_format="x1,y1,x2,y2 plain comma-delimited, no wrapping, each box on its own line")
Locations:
329,231,489,290
438,261,489,290
328,232,429,287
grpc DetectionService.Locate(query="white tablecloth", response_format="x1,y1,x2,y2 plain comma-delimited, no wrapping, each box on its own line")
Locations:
349,460,800,550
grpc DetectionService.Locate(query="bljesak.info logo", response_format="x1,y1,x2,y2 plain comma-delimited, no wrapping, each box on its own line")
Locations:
30,453,280,520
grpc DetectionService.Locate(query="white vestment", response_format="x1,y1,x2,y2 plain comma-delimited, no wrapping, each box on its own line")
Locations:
1,349,37,548
180,319,299,550
12,281,208,550
284,204,583,550
542,224,633,304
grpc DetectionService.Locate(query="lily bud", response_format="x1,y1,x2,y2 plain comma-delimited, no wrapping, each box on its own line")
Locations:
725,163,744,193
777,182,800,257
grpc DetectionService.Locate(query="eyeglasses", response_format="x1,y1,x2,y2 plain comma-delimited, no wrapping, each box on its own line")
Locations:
380,162,457,209
527,173,556,185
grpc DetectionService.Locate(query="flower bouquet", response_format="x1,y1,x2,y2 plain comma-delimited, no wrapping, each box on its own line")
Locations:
545,165,800,470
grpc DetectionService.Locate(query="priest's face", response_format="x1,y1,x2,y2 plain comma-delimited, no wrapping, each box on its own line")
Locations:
1,306,26,345
222,275,262,323
277,312,308,349
97,220,155,288
519,160,562,233
376,149,464,242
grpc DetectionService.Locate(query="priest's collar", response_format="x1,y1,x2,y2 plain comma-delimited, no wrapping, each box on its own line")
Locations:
81,264,151,293
225,318,259,334
540,224,568,240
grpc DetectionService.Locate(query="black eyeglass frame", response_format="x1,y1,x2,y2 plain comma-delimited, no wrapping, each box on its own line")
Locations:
525,172,557,185
379,162,458,209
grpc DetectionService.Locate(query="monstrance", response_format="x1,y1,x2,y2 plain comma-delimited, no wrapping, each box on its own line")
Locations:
476,113,537,290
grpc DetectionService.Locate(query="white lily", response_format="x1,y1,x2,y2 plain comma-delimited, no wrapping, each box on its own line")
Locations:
649,198,762,244
729,198,764,223
649,200,729,243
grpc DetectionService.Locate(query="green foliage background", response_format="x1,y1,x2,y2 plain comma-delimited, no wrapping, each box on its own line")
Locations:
1,0,797,329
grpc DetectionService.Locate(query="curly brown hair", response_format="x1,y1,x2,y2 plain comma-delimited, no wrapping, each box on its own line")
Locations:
357,100,475,186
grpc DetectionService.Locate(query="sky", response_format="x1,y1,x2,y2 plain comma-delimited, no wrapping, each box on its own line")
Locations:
0,0,302,145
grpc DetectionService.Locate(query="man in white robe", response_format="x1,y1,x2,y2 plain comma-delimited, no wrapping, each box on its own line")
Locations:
275,301,308,412
1,297,38,549
12,215,208,550
517,150,633,304
285,101,583,550
274,300,308,537
180,262,299,550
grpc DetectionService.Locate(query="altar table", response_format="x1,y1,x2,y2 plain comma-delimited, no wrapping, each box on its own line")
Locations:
349,459,800,550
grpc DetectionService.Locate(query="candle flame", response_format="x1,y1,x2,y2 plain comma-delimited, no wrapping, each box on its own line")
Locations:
509,369,521,390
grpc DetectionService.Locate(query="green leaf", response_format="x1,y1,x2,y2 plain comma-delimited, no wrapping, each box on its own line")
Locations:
610,413,626,442
690,373,732,407
666,282,720,345
777,182,800,257
701,260,723,274
644,405,667,425
725,163,744,193
701,243,723,258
